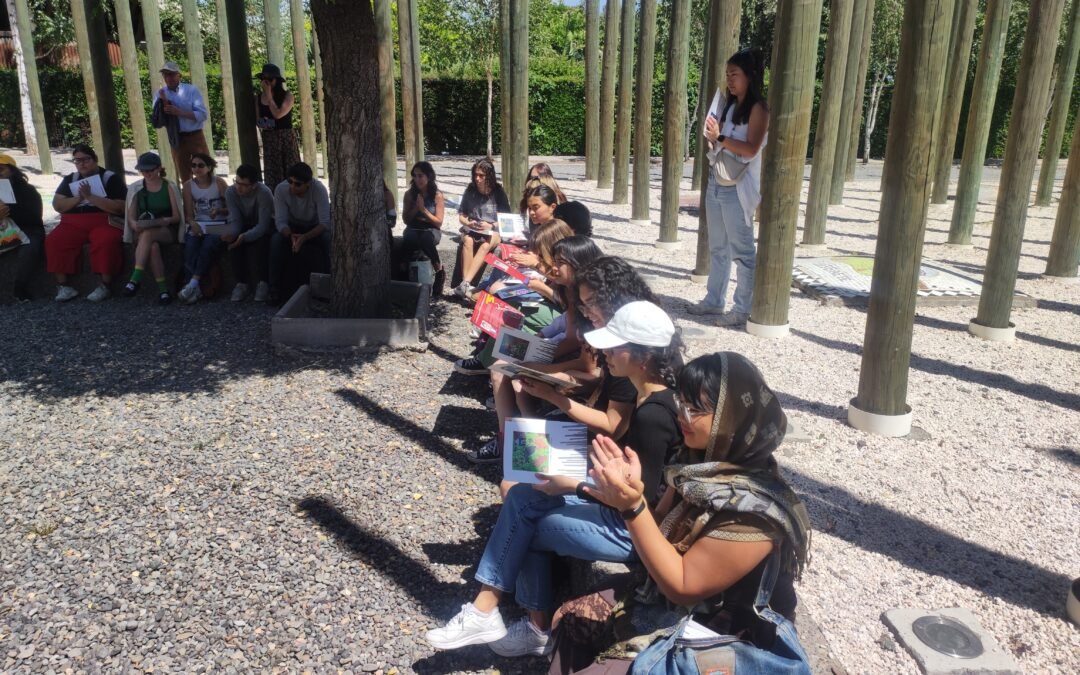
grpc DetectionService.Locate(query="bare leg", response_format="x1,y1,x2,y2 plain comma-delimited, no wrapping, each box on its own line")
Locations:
149,241,166,280
528,609,551,631
474,585,503,613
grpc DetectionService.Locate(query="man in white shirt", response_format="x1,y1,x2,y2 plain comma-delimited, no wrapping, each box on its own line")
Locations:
155,62,211,185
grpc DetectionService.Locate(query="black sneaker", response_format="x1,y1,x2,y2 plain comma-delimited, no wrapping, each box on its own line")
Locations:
467,439,501,464
454,357,488,376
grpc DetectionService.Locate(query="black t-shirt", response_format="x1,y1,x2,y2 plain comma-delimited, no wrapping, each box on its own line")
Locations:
55,168,127,214
595,366,637,415
621,389,682,507
458,185,511,225
7,178,43,232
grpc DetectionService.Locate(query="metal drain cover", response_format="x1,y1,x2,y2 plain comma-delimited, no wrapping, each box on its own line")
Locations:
911,614,985,658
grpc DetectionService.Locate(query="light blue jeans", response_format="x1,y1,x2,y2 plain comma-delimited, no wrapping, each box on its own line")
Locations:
702,175,756,314
474,483,636,611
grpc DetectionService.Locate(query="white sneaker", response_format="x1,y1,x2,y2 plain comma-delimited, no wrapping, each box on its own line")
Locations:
54,285,78,302
179,284,202,304
686,301,724,315
254,281,270,303
489,617,552,657
231,283,249,302
454,281,474,299
468,326,482,339
86,284,111,302
425,604,507,651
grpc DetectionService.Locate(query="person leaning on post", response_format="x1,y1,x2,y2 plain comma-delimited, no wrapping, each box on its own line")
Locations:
153,61,211,186
0,154,44,302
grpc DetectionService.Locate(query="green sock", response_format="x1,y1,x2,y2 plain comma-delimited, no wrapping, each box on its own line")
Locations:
156,278,168,292
129,267,144,284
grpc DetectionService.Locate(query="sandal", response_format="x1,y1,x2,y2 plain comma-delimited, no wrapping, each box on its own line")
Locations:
122,281,140,297
158,291,173,306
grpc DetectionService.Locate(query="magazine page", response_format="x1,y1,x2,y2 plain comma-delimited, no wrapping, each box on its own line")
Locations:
198,221,232,236
0,179,15,204
502,418,589,484
494,286,543,303
489,362,568,388
68,174,107,205
493,326,557,364
483,253,529,282
470,291,524,338
497,212,527,241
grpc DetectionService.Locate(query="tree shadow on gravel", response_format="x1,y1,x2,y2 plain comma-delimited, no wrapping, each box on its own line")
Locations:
788,469,1073,618
775,391,848,421
1038,446,1080,468
912,314,1080,354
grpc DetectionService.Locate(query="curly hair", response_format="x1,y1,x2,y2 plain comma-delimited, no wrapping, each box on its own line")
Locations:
576,256,660,321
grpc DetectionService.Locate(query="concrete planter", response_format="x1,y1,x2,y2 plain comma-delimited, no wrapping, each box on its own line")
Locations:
272,274,429,352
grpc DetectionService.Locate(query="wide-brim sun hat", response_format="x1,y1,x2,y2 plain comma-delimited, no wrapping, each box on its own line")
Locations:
584,300,675,350
259,64,284,80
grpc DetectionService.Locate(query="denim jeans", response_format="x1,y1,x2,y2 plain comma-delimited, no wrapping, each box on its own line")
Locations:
702,175,756,314
268,224,331,298
474,483,635,611
184,232,222,280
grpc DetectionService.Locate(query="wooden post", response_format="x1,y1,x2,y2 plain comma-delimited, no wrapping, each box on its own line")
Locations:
690,8,716,195
264,0,286,68
631,0,659,224
746,0,824,331
692,0,740,278
845,0,876,179
597,0,620,189
7,0,52,173
499,0,512,185
974,0,1067,334
656,0,691,246
1046,115,1080,276
850,0,952,431
373,1,397,196
224,0,260,169
290,0,318,167
584,0,601,181
313,24,330,180
400,0,419,169
140,0,178,177
828,0,869,204
802,0,854,246
948,0,1012,244
1036,0,1080,206
111,0,150,157
407,0,425,164
215,0,241,174
180,0,214,153
611,0,635,204
75,0,123,171
930,0,978,204
509,0,530,194
70,0,102,153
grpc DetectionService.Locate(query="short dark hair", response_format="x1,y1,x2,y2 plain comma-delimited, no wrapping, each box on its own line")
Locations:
190,152,217,172
72,144,97,161
287,162,314,183
235,164,262,183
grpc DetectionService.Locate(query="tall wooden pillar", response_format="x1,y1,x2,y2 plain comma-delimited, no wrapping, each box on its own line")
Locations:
7,0,52,172
264,0,286,67
656,0,691,246
948,0,1012,244
313,24,329,179
181,0,214,152
930,0,978,204
973,0,1067,337
290,0,318,167
215,0,241,174
507,0,530,194
70,0,102,153
224,0,260,169
1036,0,1080,206
845,0,876,178
499,0,511,180
374,2,398,193
611,0,635,204
597,0,620,189
849,0,952,434
584,0,601,180
802,0,854,246
407,0,424,164
111,0,150,157
631,0,659,224
74,0,122,171
746,0,824,333
400,0,420,169
140,0,179,177
1046,115,1080,276
828,0,869,204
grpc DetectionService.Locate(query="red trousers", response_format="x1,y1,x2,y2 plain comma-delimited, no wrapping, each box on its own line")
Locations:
45,213,123,276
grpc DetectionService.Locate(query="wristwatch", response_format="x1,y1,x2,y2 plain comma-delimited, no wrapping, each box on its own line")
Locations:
621,500,647,520
717,134,727,144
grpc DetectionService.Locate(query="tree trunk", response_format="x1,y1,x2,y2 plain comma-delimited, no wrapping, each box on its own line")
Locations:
597,0,620,189
632,0,659,223
215,0,241,174
584,0,601,180
748,0,823,329
399,0,419,168
1045,114,1080,276
930,0,978,203
313,24,330,180
852,0,952,425
863,69,885,162
290,0,318,167
975,0,1067,331
70,0,102,154
802,0,854,246
141,0,179,177
657,0,691,245
74,0,122,171
110,0,150,157
7,0,51,172
264,0,286,68
508,0,530,193
310,0,389,319
948,0,1013,244
828,0,869,204
373,0,397,194
181,0,214,152
845,0,876,177
1035,0,1080,205
223,0,260,169
612,0,635,204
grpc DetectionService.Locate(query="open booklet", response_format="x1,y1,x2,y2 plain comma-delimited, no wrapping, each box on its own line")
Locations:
197,220,232,236
489,362,569,388
68,173,106,205
492,326,557,364
503,418,590,484
497,212,527,241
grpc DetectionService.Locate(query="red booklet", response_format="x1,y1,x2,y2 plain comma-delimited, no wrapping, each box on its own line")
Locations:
470,291,525,338
484,253,530,282
498,243,525,260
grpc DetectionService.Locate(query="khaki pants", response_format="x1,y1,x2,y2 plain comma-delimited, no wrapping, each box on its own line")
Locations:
170,129,211,184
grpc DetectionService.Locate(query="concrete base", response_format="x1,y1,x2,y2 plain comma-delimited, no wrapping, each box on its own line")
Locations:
689,273,709,284
968,319,1016,342
654,239,681,251
848,399,913,437
629,219,652,228
272,278,429,352
746,319,790,338
882,607,1020,675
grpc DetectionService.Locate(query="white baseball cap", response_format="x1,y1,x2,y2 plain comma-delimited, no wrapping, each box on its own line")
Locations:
584,301,675,349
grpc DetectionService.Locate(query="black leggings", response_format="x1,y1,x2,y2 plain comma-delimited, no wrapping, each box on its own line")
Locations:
402,227,441,268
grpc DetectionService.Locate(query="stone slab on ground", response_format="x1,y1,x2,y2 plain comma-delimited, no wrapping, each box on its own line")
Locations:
882,607,1021,675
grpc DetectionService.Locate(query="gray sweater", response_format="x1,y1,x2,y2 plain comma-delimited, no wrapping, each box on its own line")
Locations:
225,183,275,240
273,179,332,233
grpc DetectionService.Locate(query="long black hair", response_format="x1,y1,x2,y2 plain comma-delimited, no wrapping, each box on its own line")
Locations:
723,48,767,127
625,339,684,390
552,235,603,310
407,161,438,201
463,157,508,205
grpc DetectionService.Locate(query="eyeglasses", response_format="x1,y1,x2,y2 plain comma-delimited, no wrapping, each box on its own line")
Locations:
191,162,207,169
674,397,712,426
72,156,93,164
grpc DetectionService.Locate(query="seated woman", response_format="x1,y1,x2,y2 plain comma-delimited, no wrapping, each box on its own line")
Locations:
0,154,43,302
547,352,812,673
222,164,276,302
401,161,447,295
553,201,592,238
426,300,684,657
270,162,332,304
122,152,183,304
453,158,511,299
179,153,229,304
527,163,566,202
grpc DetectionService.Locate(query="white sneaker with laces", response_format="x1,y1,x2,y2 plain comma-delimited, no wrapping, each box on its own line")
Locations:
425,604,507,650
489,617,552,657
231,283,249,302
254,281,270,303
86,284,110,302
54,285,78,302
454,281,474,299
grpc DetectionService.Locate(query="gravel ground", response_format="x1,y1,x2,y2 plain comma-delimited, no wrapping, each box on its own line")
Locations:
2,150,1078,673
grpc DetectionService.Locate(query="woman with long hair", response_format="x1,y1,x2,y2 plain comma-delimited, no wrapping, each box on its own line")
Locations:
179,152,229,304
0,154,43,302
689,48,769,328
453,157,511,298
255,64,300,192
401,161,447,293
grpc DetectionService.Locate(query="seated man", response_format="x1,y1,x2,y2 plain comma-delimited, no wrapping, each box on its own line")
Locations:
46,144,127,302
222,164,275,303
0,154,44,302
269,162,331,304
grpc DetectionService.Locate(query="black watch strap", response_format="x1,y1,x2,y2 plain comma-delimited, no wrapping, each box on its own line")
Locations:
621,500,647,520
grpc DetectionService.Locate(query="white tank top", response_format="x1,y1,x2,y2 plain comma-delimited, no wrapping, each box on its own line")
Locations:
189,179,224,222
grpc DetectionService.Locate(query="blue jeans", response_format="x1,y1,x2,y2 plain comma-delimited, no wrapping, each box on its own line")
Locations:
702,175,756,314
474,484,635,612
184,232,222,280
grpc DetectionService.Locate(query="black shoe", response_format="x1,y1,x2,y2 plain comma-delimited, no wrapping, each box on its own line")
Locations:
454,357,488,376
123,281,140,297
12,286,31,303
467,439,501,464
158,291,173,306
432,268,446,297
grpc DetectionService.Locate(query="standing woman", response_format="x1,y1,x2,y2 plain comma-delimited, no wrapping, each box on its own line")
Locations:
256,64,301,193
401,161,447,295
123,152,183,304
689,49,769,327
180,153,229,304
453,157,511,298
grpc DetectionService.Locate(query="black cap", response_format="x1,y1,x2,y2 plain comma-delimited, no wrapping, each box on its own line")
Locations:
134,152,162,171
259,64,283,80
